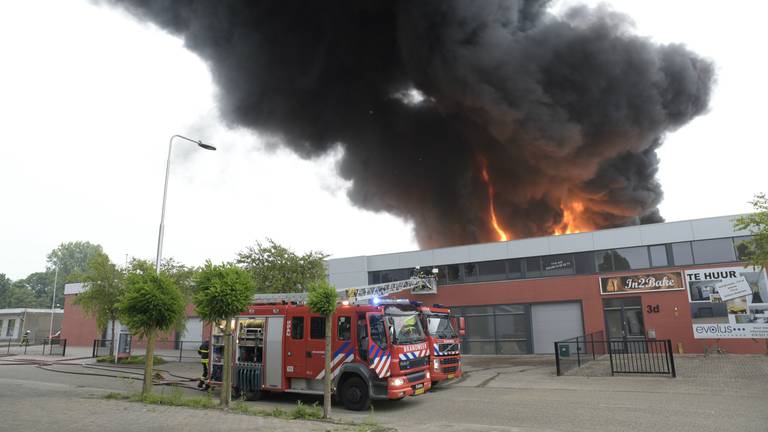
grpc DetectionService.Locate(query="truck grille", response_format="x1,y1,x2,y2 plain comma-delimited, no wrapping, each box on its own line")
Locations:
441,366,458,374
438,343,459,352
399,356,428,371
440,357,460,365
405,371,426,383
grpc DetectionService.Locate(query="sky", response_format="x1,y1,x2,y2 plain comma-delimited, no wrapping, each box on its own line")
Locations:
1,0,766,280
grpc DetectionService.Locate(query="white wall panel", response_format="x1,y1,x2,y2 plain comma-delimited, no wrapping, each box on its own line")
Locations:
547,232,594,254
508,237,549,258
468,242,508,262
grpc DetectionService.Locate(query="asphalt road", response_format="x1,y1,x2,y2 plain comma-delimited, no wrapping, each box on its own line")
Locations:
1,355,767,432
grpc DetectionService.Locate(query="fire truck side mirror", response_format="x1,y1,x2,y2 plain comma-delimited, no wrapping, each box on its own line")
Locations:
459,317,466,337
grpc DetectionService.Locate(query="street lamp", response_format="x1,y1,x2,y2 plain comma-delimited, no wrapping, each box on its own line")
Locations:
155,134,216,274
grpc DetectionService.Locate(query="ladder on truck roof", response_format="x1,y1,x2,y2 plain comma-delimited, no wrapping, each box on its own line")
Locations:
251,275,437,304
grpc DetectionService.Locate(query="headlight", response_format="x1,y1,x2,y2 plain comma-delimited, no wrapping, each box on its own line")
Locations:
433,359,440,370
390,377,404,387
426,371,431,380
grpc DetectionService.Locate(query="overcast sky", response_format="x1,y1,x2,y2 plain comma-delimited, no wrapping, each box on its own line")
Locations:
1,0,766,280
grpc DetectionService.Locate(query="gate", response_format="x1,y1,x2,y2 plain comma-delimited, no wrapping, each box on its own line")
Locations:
555,333,675,377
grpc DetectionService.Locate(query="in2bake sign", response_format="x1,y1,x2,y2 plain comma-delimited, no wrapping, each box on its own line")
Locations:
600,272,684,295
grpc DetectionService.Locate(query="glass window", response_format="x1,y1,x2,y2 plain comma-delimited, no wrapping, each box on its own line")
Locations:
734,236,754,261
671,242,694,266
464,341,496,355
613,247,650,270
6,319,15,337
445,264,461,284
692,238,737,264
496,340,529,355
465,315,495,339
574,252,595,274
477,260,507,282
649,245,668,267
463,306,493,315
368,272,380,285
337,316,351,341
434,266,447,285
463,263,478,282
369,315,388,350
494,314,529,339
525,257,542,278
310,317,325,339
596,251,614,272
494,304,526,314
379,268,411,283
542,254,575,276
290,317,304,340
507,259,523,279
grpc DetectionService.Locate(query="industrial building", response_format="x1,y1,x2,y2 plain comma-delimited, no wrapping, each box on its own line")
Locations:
0,308,63,343
328,215,767,355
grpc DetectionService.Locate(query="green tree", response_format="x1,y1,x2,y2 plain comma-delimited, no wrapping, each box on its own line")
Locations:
0,274,11,306
307,280,337,419
160,257,198,299
236,239,327,293
118,260,186,395
735,193,768,268
47,241,104,304
74,252,125,356
193,261,256,407
0,282,37,309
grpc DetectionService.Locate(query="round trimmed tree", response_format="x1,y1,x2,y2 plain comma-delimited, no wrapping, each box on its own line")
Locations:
194,261,256,407
307,279,337,419
117,261,186,396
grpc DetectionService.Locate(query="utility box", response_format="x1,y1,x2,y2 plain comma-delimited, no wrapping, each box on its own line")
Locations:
559,344,570,357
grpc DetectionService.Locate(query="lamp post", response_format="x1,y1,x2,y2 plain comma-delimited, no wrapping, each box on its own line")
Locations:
48,264,59,341
155,134,216,274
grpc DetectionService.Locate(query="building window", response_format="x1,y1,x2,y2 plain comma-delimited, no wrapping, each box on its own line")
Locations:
446,264,461,284
692,238,736,264
596,251,614,272
6,319,15,337
337,316,351,341
649,245,668,267
671,242,694,266
542,254,575,276
507,259,523,279
734,236,754,261
291,317,304,340
477,260,507,282
613,247,650,270
379,268,411,283
463,263,478,282
310,317,325,340
574,252,596,274
525,257,542,278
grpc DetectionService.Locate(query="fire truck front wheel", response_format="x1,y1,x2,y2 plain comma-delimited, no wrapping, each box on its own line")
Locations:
339,376,370,411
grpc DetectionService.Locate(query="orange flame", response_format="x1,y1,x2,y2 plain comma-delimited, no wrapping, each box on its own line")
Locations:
479,159,510,241
553,200,590,235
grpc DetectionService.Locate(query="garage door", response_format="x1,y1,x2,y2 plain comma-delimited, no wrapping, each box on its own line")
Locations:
180,317,203,342
531,302,583,354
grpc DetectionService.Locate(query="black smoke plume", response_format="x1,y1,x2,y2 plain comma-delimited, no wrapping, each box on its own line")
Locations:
106,0,714,247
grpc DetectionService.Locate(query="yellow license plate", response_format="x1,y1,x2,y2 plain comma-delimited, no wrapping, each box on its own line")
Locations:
447,374,455,379
415,388,425,395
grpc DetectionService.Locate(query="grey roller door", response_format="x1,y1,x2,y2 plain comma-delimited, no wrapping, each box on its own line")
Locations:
531,302,583,354
181,318,203,341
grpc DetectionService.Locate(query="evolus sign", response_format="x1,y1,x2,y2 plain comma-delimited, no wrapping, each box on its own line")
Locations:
686,267,768,339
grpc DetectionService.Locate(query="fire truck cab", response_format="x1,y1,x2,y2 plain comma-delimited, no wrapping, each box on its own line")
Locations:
209,300,432,410
417,304,464,385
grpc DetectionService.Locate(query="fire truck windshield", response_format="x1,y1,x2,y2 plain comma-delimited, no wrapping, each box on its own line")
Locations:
427,316,457,339
386,313,426,344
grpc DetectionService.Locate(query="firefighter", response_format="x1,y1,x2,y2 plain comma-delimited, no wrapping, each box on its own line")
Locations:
197,340,210,389
20,330,30,346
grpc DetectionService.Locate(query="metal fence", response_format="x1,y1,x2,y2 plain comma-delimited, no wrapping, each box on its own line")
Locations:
3,338,67,356
553,331,606,375
91,338,203,362
555,334,675,377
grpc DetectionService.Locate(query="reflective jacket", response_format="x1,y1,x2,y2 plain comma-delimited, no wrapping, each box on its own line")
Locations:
198,341,210,364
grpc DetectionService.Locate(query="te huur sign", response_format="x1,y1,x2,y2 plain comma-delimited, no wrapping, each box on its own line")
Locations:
600,272,685,295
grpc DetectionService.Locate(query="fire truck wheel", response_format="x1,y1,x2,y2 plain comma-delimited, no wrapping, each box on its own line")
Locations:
243,390,263,401
340,376,370,411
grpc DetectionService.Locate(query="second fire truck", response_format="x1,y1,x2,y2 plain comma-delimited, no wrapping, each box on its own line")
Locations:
416,304,463,385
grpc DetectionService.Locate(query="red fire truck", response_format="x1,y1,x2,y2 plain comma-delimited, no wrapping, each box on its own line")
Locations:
208,298,432,410
417,304,464,385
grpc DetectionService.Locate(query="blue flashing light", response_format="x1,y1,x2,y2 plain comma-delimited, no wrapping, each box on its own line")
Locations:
372,296,381,305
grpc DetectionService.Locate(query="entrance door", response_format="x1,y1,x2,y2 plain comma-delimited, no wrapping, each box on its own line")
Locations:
603,297,645,352
284,315,306,379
